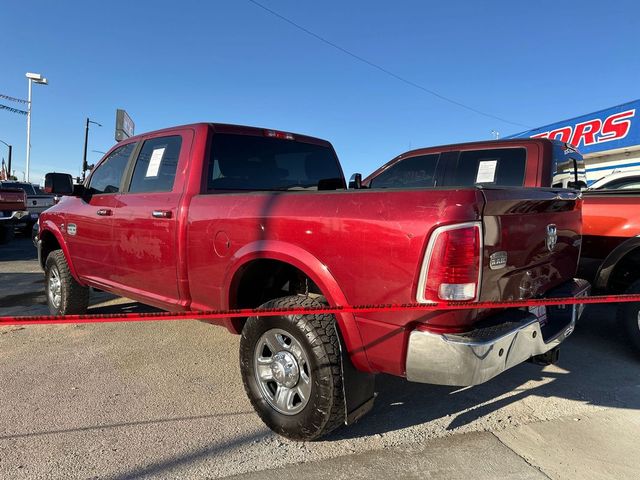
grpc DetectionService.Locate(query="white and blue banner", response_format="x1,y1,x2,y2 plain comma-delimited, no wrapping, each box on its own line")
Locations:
508,100,639,155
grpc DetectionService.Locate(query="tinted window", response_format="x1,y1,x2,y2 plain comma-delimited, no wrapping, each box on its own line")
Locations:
0,182,36,195
129,136,182,193
446,148,527,187
208,134,344,191
88,143,135,194
369,154,439,188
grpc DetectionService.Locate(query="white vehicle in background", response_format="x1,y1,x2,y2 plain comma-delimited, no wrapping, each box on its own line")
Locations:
588,170,640,190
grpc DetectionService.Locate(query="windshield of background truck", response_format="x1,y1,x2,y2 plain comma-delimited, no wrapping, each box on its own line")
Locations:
369,147,527,188
552,143,587,189
208,134,345,191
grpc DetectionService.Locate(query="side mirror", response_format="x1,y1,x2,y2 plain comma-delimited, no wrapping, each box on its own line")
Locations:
44,172,74,195
348,173,362,189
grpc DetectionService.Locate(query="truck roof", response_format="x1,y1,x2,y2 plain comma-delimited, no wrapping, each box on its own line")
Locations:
392,138,568,160
118,122,333,148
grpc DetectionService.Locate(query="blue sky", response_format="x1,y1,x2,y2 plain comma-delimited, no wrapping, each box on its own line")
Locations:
1,0,638,184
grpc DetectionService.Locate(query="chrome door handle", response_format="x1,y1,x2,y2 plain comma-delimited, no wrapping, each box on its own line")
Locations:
152,210,172,219
96,208,112,216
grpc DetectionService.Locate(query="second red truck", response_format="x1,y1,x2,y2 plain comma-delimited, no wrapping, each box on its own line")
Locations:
38,125,588,440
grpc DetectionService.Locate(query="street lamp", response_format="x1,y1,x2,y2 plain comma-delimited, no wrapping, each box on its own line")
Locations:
82,118,102,182
0,139,12,179
25,72,48,183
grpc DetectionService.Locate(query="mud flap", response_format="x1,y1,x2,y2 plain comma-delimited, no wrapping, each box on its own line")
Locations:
334,325,376,425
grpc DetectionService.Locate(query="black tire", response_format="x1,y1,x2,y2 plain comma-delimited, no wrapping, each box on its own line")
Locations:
617,280,640,354
240,295,345,441
0,224,15,245
45,249,90,315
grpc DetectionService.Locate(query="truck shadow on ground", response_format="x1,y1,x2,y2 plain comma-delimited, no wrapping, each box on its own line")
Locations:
328,304,640,440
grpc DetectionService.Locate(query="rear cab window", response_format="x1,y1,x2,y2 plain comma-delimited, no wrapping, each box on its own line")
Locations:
207,133,345,191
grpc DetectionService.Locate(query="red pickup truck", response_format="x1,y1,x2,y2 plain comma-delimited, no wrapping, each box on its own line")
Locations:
578,190,640,353
38,125,588,440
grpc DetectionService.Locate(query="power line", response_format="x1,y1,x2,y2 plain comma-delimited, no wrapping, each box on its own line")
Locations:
247,0,532,129
0,104,28,115
0,93,28,104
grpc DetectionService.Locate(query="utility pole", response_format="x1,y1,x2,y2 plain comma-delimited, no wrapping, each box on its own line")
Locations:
82,117,102,182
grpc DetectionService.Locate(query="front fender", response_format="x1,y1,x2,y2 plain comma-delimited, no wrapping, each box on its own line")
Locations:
223,240,372,372
39,219,83,285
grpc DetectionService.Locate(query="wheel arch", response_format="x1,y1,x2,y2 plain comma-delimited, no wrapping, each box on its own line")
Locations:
594,236,640,293
38,222,82,284
223,240,371,372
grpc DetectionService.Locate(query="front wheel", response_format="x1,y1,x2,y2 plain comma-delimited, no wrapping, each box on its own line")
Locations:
617,280,640,354
45,250,90,315
239,295,345,441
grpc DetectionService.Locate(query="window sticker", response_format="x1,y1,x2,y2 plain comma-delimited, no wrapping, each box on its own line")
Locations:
145,147,166,177
476,160,497,183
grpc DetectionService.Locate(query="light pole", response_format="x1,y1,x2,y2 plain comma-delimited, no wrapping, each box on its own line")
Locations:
25,72,48,183
82,118,102,182
0,139,12,179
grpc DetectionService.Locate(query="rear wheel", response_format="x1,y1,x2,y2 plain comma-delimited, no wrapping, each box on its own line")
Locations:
239,295,345,441
45,250,90,315
616,280,640,354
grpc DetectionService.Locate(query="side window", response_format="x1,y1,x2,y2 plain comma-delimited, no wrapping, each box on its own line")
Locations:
369,154,440,188
129,136,182,193
88,143,136,194
447,148,527,187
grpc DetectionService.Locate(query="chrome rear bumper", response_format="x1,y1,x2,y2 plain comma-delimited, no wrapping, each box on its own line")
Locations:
405,278,590,386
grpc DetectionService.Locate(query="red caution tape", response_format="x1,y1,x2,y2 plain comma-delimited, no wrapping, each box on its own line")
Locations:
1,293,639,327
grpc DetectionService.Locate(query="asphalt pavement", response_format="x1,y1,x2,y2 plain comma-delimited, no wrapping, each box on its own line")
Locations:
1,237,639,479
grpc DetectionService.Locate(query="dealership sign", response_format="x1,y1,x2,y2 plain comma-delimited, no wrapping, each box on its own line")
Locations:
508,99,640,155
115,109,135,142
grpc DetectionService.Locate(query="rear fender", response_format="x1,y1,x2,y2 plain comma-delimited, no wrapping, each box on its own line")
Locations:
594,236,640,292
224,240,372,373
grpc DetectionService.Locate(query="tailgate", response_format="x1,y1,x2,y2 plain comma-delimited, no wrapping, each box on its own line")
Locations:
28,195,55,208
0,189,27,211
479,188,581,302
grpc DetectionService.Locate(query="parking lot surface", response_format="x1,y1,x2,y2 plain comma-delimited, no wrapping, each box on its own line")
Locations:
1,237,639,479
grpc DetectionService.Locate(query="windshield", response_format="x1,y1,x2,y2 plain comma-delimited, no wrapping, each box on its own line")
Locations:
551,143,587,189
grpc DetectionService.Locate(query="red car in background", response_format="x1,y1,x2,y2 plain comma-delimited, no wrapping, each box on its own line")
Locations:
579,189,640,353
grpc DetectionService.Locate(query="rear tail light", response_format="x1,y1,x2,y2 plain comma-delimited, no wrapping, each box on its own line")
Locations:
417,222,482,303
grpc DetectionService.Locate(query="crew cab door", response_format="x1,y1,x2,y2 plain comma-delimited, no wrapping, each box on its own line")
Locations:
109,130,192,309
65,142,137,282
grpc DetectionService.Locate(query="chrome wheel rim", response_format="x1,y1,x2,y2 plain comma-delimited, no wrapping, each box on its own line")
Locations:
48,266,62,309
254,328,312,415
